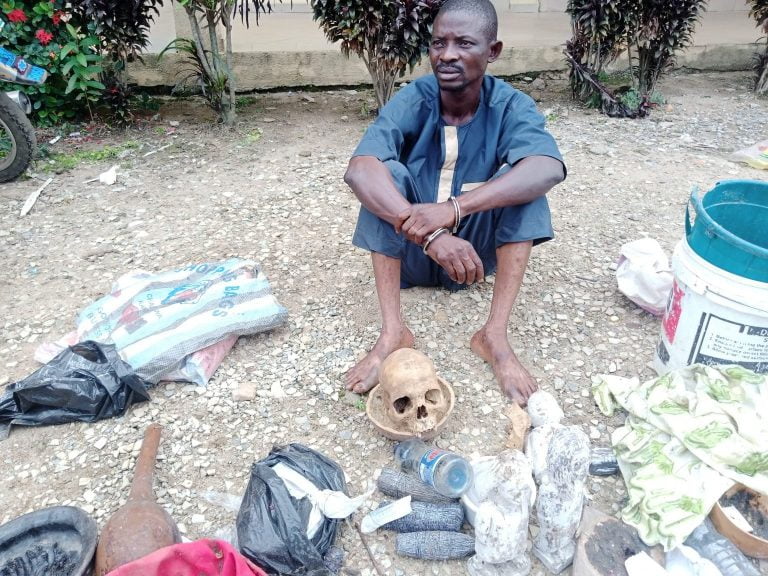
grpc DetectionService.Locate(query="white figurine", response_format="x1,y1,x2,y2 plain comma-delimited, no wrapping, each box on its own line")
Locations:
524,390,565,483
526,390,564,427
467,450,534,576
533,425,590,574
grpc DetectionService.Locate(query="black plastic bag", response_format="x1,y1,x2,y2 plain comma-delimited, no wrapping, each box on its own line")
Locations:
0,341,151,439
237,443,347,576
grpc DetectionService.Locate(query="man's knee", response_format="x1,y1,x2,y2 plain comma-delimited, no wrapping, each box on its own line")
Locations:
494,196,553,247
352,206,402,258
352,161,420,256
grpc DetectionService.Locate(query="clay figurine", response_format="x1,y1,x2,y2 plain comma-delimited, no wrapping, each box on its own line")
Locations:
524,390,565,483
468,450,534,576
533,425,590,574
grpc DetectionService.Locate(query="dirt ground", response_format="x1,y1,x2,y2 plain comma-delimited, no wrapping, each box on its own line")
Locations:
0,70,766,575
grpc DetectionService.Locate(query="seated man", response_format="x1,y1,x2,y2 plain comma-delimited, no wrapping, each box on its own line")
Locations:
343,0,566,405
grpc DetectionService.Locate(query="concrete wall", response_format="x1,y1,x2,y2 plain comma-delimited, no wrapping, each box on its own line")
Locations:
128,3,759,90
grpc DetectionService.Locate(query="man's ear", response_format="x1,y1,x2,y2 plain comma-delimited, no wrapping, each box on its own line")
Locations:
488,40,503,63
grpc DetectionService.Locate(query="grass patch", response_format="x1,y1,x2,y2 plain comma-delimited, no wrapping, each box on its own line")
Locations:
236,95,264,112
40,141,140,173
244,128,262,144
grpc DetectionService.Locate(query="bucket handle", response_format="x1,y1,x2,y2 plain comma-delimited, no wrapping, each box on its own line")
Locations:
685,186,703,237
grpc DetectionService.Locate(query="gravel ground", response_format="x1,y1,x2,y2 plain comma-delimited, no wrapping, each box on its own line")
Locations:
0,70,766,575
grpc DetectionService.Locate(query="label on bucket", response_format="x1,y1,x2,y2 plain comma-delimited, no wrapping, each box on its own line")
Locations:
689,313,768,372
663,281,685,343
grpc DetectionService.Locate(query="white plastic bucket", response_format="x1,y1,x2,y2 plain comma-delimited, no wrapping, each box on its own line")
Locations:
654,239,768,375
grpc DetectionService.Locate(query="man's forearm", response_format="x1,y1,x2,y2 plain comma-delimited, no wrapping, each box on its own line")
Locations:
344,156,411,226
456,156,564,217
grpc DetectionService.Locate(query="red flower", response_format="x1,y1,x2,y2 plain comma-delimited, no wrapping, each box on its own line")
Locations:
7,9,27,23
52,11,64,25
35,29,54,45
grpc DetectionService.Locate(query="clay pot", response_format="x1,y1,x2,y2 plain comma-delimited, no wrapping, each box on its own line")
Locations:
710,483,768,559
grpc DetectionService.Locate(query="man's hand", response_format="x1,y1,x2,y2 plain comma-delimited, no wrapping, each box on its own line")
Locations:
396,202,455,245
425,234,484,285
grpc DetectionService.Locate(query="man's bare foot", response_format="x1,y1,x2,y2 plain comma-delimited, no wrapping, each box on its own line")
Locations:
470,328,537,405
345,327,415,394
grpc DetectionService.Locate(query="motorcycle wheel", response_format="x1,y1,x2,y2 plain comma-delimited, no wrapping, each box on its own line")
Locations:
0,91,36,183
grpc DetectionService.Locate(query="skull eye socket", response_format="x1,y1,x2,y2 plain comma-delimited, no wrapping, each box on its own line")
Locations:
393,396,412,414
425,389,442,404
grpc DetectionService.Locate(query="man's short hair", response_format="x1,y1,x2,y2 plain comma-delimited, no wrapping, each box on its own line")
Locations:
437,0,499,42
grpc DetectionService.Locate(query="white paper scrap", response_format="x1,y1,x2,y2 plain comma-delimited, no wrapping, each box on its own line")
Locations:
360,496,412,534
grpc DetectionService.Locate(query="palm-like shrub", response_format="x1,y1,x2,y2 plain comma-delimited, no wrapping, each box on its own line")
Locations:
171,0,273,125
565,0,707,117
311,0,442,109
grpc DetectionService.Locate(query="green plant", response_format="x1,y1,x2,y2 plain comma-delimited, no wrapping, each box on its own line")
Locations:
565,0,706,117
160,36,228,115
70,0,165,125
100,64,133,126
311,0,443,109
72,0,163,63
245,128,262,142
170,0,276,125
748,0,768,94
632,1,705,97
60,23,105,108
134,92,161,112
1,0,104,124
236,95,255,108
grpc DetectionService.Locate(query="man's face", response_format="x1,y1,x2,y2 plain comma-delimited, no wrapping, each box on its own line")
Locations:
428,11,501,93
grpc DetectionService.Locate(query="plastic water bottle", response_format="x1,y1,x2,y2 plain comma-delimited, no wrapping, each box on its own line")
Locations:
394,439,473,498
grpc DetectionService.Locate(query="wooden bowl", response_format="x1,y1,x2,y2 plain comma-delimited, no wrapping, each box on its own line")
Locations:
709,483,768,559
366,376,455,441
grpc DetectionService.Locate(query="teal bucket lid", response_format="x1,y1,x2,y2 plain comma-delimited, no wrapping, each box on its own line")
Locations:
686,179,768,283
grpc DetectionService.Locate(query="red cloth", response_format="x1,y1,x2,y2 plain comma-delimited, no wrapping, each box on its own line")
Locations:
106,539,269,576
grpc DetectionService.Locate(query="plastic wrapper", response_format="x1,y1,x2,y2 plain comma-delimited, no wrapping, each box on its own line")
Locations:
36,332,238,388
236,444,347,576
360,497,412,534
0,341,151,439
463,451,534,568
615,238,673,316
730,140,768,170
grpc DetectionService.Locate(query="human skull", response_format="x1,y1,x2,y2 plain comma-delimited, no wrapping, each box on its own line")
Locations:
378,349,448,433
